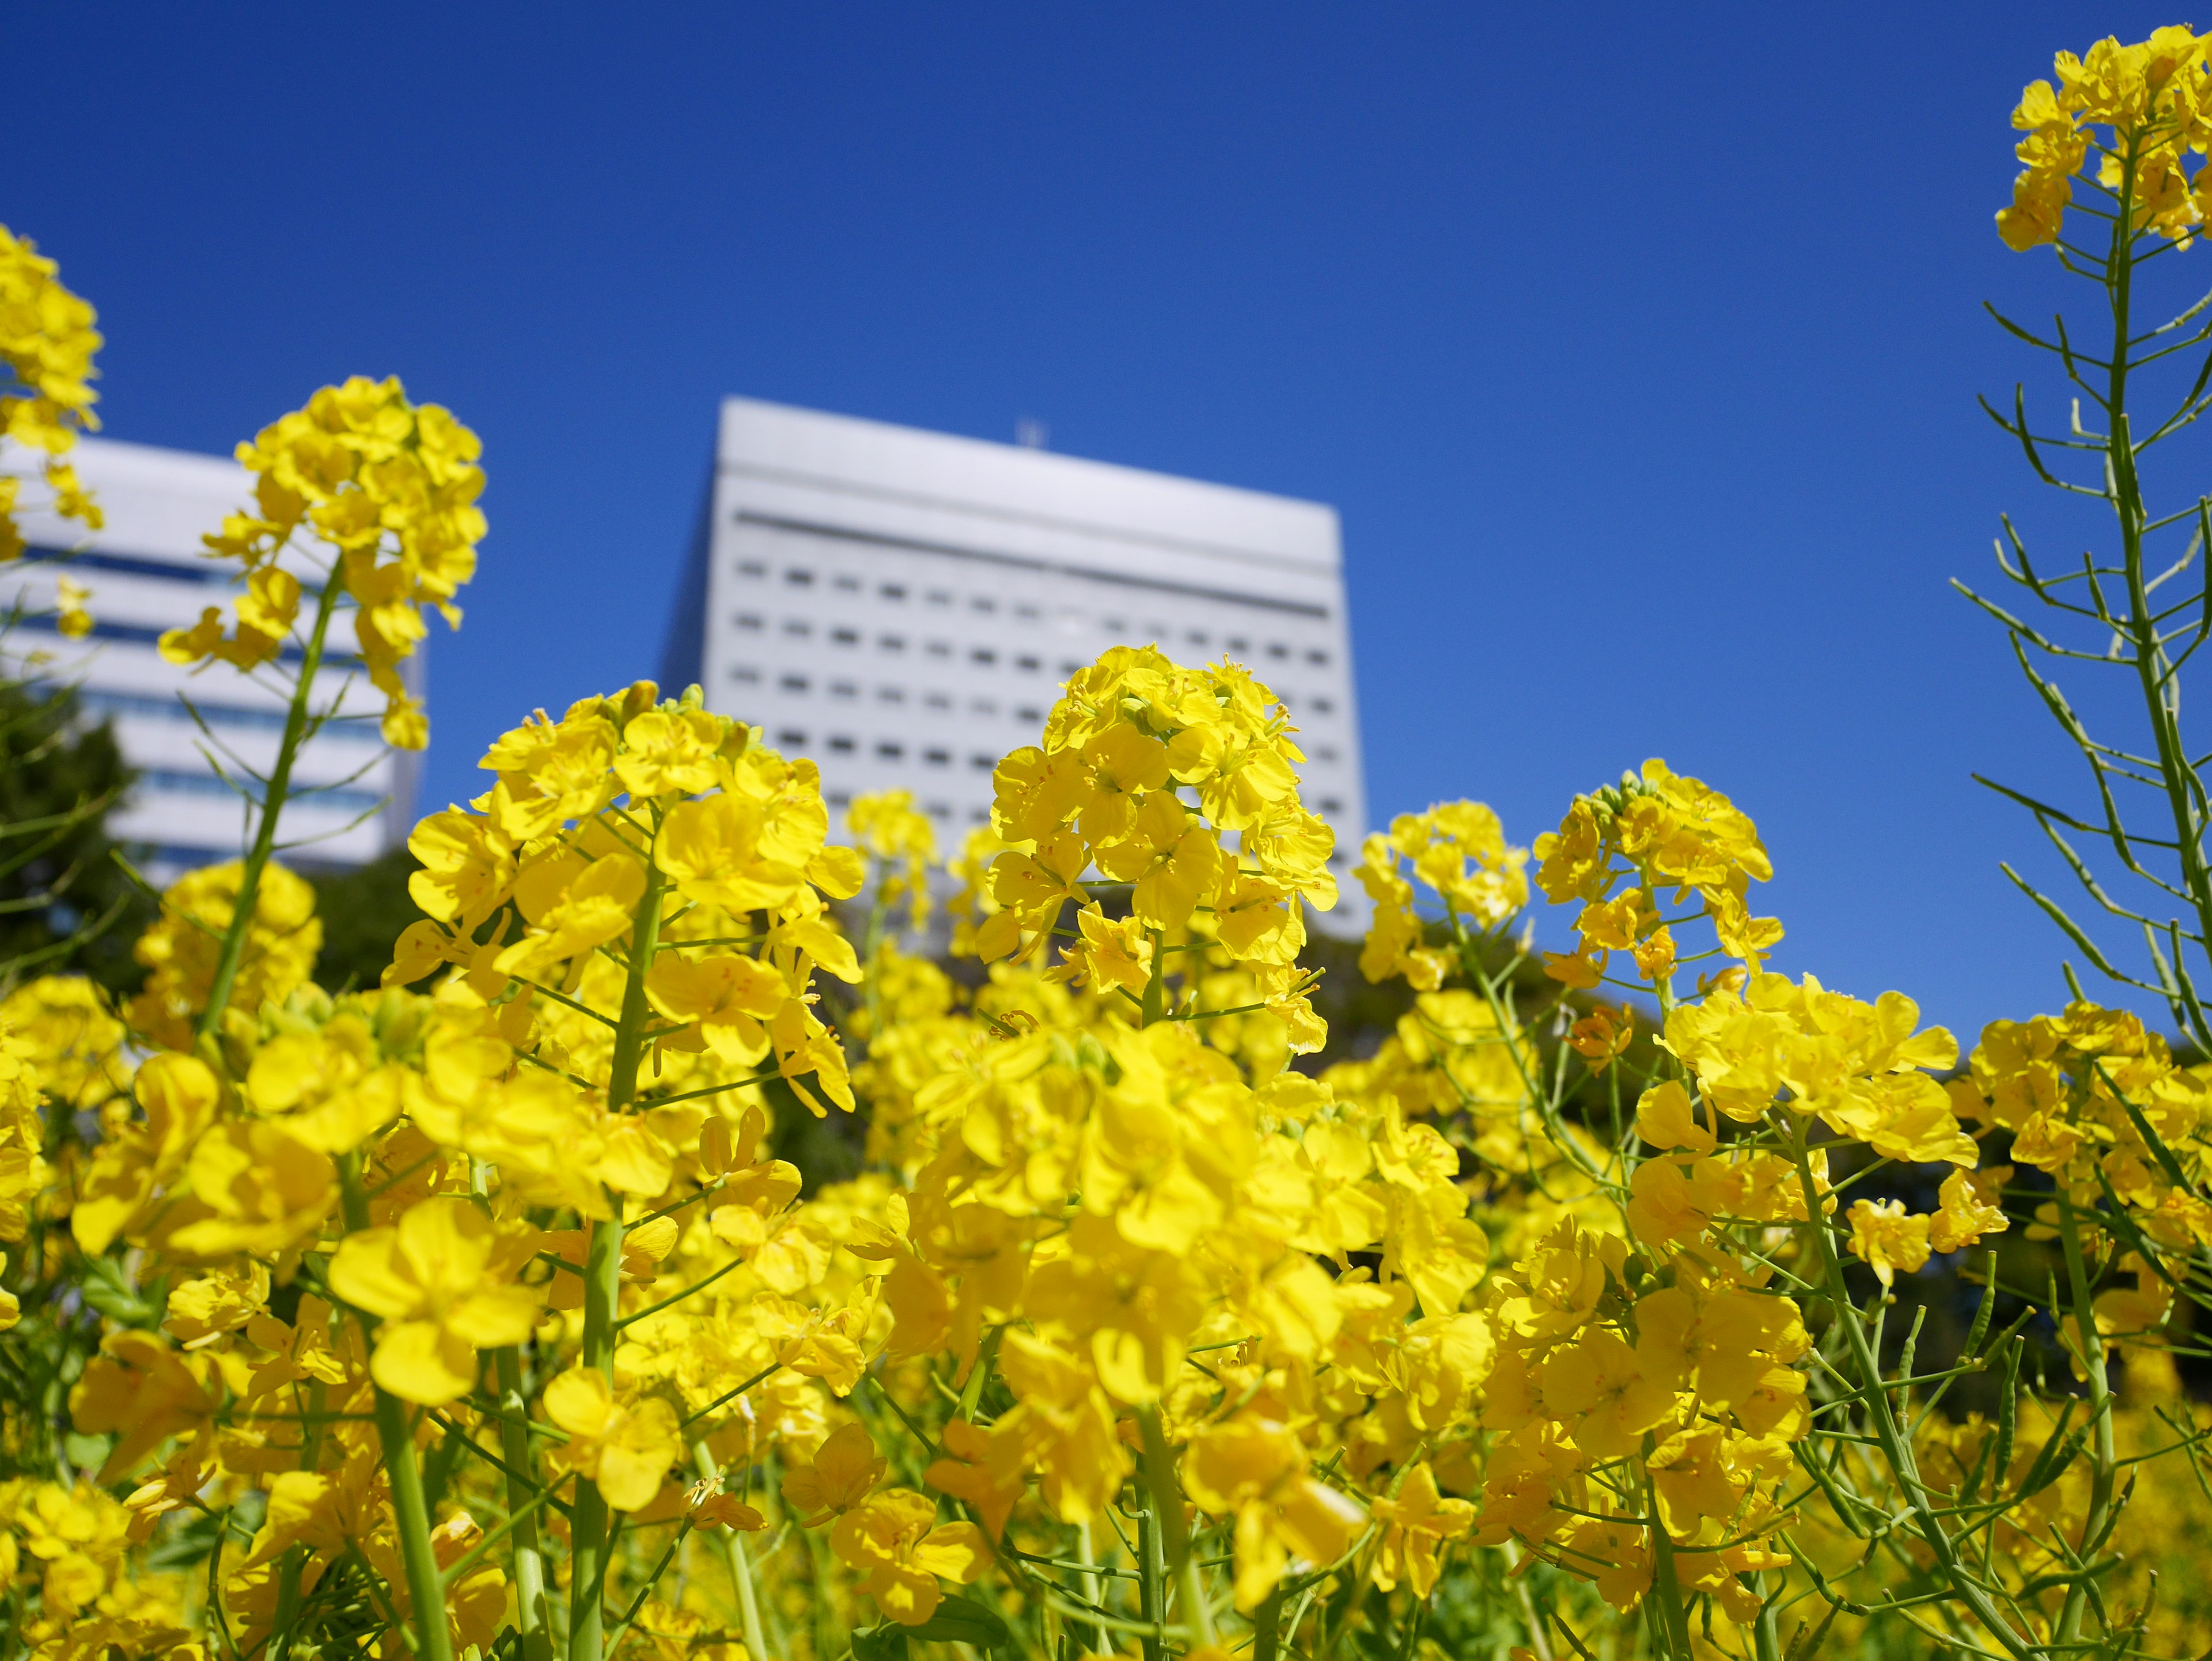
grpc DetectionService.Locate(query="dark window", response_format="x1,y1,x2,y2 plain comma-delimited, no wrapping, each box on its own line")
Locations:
1103,616,1126,633
828,789,850,808
971,596,997,614
737,559,766,577
831,681,857,698
876,741,905,760
971,753,995,771
971,647,998,665
926,589,951,606
924,691,950,709
778,728,806,746
783,619,812,637
1320,797,1344,814
1312,697,1335,714
1016,706,1043,723
1058,660,1081,675
969,805,989,822
1315,745,1339,762
926,640,951,657
785,568,814,585
1327,849,1346,867
1267,642,1289,659
831,627,859,645
926,801,951,819
924,748,950,766
736,613,762,630
829,735,855,753
1306,648,1330,665
1186,630,1209,645
1227,636,1249,652
780,674,809,693
878,634,906,652
1016,654,1040,672
833,574,859,591
730,665,760,683
881,582,908,601
877,686,906,703
1016,604,1039,620
969,697,999,715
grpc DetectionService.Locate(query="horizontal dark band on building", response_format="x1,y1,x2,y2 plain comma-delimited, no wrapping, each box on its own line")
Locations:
732,511,1332,620
21,545,230,584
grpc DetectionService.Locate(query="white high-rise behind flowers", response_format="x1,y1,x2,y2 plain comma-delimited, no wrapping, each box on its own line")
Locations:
0,436,416,880
661,396,1370,930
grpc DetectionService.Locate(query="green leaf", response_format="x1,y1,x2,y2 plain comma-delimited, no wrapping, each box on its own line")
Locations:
906,1595,1011,1651
850,1622,911,1661
78,1256,164,1329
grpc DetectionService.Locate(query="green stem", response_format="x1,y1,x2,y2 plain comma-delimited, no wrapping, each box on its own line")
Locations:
570,852,666,1661
1642,1464,1695,1660
339,1157,455,1661
1137,1503,1164,1661
693,1443,768,1661
195,571,344,1046
1139,928,1166,1026
497,1347,555,1661
265,1374,328,1661
1136,1405,1215,1646
2054,1197,2118,1644
1787,1119,2032,1660
1077,1519,1112,1658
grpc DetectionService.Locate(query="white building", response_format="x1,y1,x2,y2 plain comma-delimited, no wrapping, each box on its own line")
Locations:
661,397,1369,927
1,436,415,880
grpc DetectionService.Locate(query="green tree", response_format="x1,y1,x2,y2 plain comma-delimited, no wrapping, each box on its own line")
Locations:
307,845,427,992
0,675,153,995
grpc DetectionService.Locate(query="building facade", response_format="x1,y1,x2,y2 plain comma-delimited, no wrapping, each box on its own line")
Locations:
1,436,416,880
661,397,1369,926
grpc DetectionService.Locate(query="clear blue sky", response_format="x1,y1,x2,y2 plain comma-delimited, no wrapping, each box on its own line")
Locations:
13,2,2203,1040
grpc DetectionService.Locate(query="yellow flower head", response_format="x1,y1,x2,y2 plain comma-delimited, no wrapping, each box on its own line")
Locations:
171,376,486,749
0,224,103,559
125,861,322,1051
1999,29,2212,250
327,1196,541,1404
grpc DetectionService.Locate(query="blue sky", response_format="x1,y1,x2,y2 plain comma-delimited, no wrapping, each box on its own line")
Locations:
13,2,2208,1039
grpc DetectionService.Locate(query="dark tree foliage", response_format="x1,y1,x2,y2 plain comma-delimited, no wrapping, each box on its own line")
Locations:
307,846,428,993
0,680,154,995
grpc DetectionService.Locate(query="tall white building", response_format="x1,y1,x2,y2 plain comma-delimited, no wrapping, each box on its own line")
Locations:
661,397,1369,926
1,436,416,880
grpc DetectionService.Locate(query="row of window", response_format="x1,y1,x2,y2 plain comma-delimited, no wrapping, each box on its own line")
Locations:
142,768,386,815
733,665,1343,762
733,560,1335,667
78,688,384,741
732,664,1046,723
728,645,1339,718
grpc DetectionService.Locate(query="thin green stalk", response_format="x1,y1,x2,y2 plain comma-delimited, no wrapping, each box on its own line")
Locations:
1642,1463,1695,1660
570,852,666,1661
339,1157,455,1661
693,1443,768,1661
195,571,343,1046
1787,1120,2032,1660
1137,1502,1164,1661
1139,928,1167,1027
497,1347,555,1661
1136,1405,1215,1647
1077,1520,1112,1658
266,1374,329,1661
2052,1199,2118,1644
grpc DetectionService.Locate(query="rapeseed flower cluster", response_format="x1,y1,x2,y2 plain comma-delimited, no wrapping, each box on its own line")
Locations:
0,225,101,564
1999,27,2212,250
16,35,2212,1655
160,376,486,749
